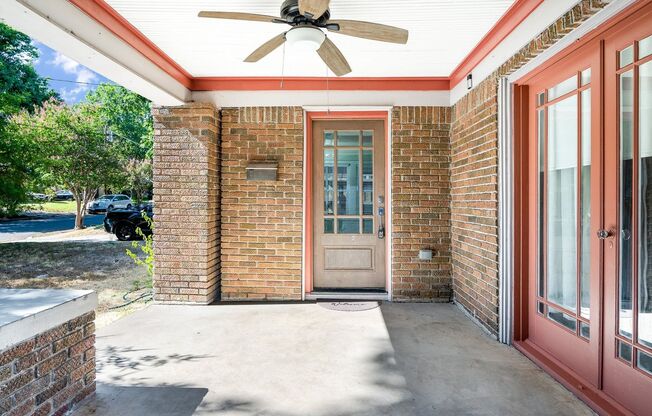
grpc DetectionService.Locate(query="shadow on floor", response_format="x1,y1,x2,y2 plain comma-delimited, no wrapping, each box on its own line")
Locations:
76,385,209,416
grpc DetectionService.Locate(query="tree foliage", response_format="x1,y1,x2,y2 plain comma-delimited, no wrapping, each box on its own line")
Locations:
85,84,153,159
14,100,126,228
0,23,58,215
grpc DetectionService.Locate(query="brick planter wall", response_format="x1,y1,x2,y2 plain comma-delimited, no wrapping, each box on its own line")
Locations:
220,107,304,300
152,103,221,304
392,107,452,301
0,312,96,416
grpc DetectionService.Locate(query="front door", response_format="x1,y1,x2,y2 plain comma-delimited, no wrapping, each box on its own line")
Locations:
312,120,386,290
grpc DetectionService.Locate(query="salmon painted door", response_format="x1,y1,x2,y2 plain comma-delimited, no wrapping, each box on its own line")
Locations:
527,45,602,387
602,12,652,415
312,120,386,290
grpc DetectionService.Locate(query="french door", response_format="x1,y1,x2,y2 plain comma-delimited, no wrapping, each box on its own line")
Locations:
527,46,602,387
522,4,652,414
603,14,652,416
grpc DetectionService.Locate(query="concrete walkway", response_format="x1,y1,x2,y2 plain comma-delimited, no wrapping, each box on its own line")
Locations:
75,303,593,416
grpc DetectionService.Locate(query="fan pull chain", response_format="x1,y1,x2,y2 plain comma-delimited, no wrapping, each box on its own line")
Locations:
326,64,330,114
280,40,286,89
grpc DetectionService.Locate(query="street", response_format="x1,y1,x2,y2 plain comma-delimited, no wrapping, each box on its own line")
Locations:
0,213,106,243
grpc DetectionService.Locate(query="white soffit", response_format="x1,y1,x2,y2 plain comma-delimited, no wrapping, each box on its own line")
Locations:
0,0,190,105
106,0,515,78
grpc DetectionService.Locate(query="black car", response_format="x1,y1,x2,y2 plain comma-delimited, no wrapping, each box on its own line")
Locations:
103,205,153,241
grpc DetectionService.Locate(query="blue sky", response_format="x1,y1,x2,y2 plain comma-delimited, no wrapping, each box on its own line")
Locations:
32,40,111,104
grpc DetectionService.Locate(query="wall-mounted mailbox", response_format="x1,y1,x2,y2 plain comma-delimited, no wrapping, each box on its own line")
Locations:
246,162,278,181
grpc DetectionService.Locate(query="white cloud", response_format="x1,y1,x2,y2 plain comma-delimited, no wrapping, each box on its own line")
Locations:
49,52,98,102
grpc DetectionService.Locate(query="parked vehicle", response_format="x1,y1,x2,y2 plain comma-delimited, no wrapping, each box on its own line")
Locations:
87,194,133,214
54,190,74,201
28,192,48,201
103,204,153,241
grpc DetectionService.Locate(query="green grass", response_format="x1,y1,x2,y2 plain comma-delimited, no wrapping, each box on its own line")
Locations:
28,200,77,213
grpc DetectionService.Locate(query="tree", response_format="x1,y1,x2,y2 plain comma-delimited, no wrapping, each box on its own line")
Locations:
85,84,153,159
0,23,58,215
125,158,152,204
16,100,126,228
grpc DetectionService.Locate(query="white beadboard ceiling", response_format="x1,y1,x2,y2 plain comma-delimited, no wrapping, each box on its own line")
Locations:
106,0,515,77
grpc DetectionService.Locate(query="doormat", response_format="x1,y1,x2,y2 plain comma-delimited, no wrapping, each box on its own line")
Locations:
319,301,380,312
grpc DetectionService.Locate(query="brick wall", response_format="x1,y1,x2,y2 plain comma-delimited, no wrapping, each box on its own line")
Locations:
0,312,95,416
152,103,221,303
220,107,303,300
392,107,452,301
450,0,608,334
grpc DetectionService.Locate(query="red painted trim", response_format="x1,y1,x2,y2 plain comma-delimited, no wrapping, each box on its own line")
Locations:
68,0,193,88
192,77,449,91
304,111,390,296
449,0,544,87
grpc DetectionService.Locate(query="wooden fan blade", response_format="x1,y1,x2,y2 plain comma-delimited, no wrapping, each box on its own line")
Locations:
198,11,279,23
244,32,287,62
328,20,409,44
298,0,330,18
317,37,351,76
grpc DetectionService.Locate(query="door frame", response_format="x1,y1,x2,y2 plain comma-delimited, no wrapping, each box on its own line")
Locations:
509,1,650,415
302,107,393,300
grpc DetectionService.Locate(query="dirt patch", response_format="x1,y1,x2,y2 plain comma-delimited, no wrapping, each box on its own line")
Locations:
0,241,151,327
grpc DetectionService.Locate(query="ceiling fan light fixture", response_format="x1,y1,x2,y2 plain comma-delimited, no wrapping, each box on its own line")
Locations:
285,26,325,51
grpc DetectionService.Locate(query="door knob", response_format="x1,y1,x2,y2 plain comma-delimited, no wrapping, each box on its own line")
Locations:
597,229,612,240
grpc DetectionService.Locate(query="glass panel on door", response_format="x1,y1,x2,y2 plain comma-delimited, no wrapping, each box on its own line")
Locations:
536,70,593,338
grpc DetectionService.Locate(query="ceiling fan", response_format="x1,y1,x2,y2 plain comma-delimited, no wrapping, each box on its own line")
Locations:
198,0,409,76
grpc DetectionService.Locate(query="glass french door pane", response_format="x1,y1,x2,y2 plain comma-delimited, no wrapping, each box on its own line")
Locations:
324,149,334,215
337,150,360,215
581,89,592,319
548,75,577,101
363,219,373,234
639,61,652,348
362,130,373,147
547,95,578,312
324,218,334,234
620,70,634,339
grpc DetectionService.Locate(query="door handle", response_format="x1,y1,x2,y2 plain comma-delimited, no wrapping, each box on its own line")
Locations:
596,229,612,240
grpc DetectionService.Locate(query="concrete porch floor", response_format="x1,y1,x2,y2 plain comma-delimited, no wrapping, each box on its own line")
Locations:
75,303,593,416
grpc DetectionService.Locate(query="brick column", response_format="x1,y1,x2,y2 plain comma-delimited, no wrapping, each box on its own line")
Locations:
151,103,220,304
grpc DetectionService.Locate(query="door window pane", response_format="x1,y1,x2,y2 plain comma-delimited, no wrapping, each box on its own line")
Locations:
324,218,334,234
337,131,360,146
362,150,373,215
641,35,652,60
338,219,359,234
337,150,360,215
620,45,634,68
362,131,373,147
620,70,634,339
363,219,374,234
639,61,652,348
638,350,652,375
548,305,577,331
580,322,590,339
547,95,578,312
618,341,632,362
324,149,334,215
581,89,592,319
581,68,592,86
324,131,334,146
548,75,576,101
